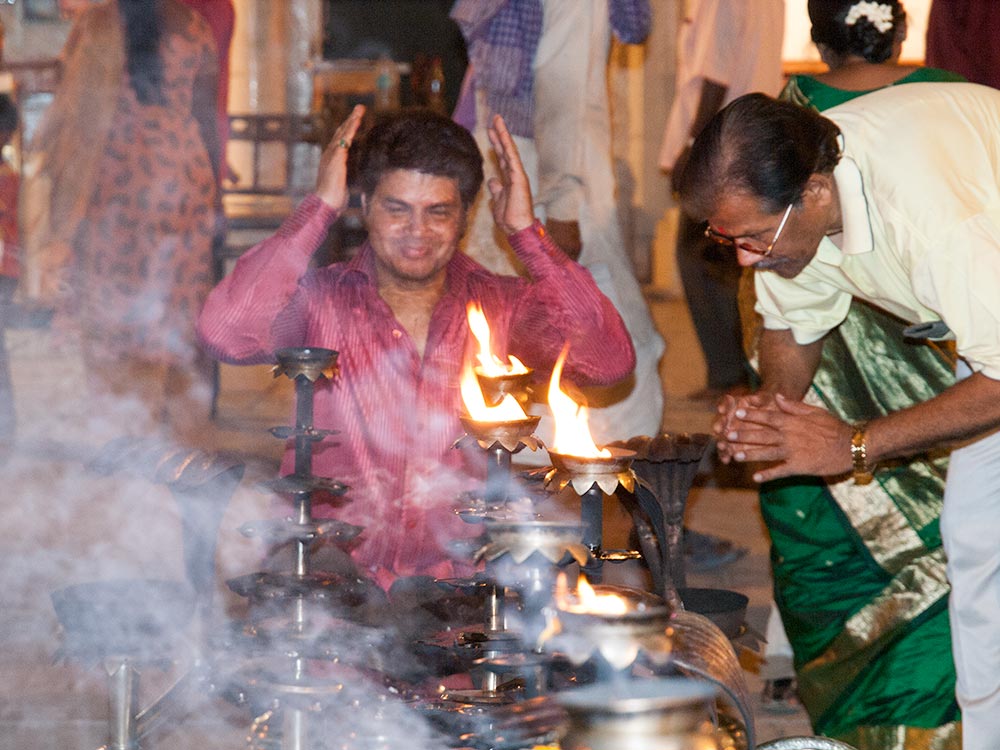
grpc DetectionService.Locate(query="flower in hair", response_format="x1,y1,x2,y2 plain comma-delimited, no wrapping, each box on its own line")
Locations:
844,1,894,33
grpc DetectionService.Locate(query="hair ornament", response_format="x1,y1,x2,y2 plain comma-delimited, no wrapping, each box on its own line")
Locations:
844,1,894,33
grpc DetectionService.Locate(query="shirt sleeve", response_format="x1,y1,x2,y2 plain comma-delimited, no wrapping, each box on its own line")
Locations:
530,4,584,222
754,263,854,345
196,194,339,364
504,221,636,385
538,178,583,223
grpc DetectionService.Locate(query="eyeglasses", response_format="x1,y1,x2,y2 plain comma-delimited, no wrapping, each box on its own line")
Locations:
704,202,795,257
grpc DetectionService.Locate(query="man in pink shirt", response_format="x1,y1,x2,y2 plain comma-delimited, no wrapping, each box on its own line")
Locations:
198,106,635,587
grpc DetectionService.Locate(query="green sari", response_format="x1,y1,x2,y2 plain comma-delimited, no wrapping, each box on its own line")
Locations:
761,67,965,749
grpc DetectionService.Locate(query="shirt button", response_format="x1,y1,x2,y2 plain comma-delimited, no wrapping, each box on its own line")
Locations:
392,329,402,339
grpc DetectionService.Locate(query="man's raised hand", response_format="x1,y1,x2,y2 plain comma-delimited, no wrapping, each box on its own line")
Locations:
486,114,535,235
316,104,366,211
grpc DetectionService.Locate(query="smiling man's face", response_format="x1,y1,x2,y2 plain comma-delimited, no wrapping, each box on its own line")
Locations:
363,168,467,290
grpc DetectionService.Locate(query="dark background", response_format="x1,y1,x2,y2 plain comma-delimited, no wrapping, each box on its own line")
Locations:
322,0,469,114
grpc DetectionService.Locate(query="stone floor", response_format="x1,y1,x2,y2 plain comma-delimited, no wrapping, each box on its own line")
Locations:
0,291,815,749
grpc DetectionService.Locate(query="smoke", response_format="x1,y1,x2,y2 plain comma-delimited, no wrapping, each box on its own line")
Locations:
0,326,271,744
1,321,554,747
0,301,671,750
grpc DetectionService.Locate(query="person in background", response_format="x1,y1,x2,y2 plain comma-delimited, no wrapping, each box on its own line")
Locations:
0,94,19,457
179,0,234,181
452,0,666,451
925,0,1000,90
197,105,636,589
740,1,965,745
784,0,964,107
39,0,227,251
25,0,220,443
658,0,785,404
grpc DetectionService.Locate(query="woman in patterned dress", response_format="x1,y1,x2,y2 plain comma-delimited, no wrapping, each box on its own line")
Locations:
32,0,220,441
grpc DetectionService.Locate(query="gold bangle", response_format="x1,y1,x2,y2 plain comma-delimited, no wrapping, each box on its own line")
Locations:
850,423,874,485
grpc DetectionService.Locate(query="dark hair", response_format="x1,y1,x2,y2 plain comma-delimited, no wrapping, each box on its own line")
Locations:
120,0,165,106
809,0,906,64
677,93,842,219
0,94,18,135
349,108,484,208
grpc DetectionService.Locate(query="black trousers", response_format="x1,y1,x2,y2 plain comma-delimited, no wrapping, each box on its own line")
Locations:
675,211,749,390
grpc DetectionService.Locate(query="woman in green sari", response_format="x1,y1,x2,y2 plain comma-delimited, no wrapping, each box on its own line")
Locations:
750,1,965,747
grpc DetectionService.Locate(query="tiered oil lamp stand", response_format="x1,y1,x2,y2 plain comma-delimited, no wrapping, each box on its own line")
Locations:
540,450,764,749
452,367,567,698
224,347,387,750
408,369,574,748
544,446,639,583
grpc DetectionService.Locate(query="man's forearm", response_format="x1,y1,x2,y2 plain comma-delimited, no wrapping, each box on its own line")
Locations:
506,221,636,385
754,331,1000,475
757,327,823,400
865,372,1000,464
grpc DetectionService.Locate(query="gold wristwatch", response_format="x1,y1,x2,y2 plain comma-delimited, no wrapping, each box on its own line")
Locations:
850,423,874,485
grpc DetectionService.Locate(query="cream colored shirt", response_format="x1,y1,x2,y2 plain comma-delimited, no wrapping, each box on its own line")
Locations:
755,82,1000,380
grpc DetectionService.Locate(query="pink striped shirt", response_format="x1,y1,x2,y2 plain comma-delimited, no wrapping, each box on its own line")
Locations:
198,194,635,581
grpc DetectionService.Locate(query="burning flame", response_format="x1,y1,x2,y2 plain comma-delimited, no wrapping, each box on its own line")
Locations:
460,360,528,421
554,572,628,615
547,345,610,457
467,302,528,376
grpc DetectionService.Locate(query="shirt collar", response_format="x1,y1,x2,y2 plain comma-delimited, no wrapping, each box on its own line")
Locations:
819,151,875,266
342,242,377,284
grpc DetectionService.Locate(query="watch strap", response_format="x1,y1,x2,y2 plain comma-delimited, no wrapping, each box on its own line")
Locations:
850,423,874,485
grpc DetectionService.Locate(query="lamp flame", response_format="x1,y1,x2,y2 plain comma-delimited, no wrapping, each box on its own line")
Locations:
460,360,528,421
548,345,610,458
554,572,628,615
467,301,528,376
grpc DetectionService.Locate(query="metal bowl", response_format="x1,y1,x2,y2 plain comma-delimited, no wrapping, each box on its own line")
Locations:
678,587,748,640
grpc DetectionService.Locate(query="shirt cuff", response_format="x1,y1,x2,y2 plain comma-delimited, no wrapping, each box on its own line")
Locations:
506,219,571,265
275,193,341,243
